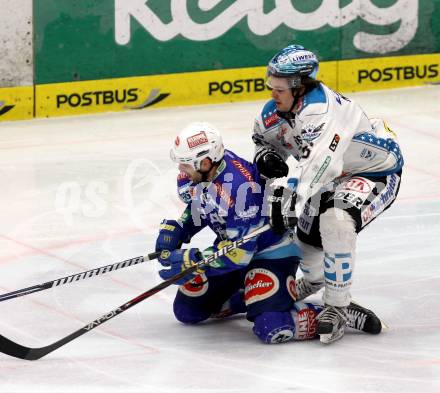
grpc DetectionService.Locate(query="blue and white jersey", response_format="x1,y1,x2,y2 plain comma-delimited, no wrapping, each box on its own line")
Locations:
253,83,404,212
176,149,301,276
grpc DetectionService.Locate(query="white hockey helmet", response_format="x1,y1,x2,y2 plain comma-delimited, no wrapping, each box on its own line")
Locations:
170,122,225,170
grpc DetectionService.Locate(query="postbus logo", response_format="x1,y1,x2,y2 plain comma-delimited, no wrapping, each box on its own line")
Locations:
0,101,14,116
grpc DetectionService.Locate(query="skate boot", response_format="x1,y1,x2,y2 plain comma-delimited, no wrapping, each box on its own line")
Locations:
294,277,324,301
317,305,348,344
346,302,382,334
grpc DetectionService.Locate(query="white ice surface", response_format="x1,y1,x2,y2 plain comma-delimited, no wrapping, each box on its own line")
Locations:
0,85,439,393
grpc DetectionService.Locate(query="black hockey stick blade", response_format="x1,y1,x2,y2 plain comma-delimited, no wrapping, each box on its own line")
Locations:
0,335,37,360
0,263,200,360
0,334,61,360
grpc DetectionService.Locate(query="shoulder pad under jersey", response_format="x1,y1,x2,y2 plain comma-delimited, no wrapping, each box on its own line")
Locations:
260,100,282,130
224,151,259,186
296,84,328,117
177,171,193,204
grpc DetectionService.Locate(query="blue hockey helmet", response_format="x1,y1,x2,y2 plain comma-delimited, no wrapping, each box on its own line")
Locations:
266,45,319,89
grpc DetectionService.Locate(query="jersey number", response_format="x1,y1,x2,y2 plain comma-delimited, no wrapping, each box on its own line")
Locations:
301,146,311,159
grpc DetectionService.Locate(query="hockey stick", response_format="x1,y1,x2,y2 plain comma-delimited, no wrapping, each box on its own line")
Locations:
0,224,271,360
0,252,161,302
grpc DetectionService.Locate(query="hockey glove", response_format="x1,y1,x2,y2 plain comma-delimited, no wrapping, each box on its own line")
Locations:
268,179,298,234
155,219,189,253
158,248,204,285
254,149,289,180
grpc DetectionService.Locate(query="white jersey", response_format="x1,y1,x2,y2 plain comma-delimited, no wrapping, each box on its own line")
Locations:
253,83,404,210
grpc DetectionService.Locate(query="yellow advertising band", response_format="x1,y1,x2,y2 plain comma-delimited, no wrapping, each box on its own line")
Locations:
1,53,439,121
0,86,34,121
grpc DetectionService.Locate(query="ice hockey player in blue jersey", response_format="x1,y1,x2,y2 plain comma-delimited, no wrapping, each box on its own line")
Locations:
253,44,403,344
155,122,382,344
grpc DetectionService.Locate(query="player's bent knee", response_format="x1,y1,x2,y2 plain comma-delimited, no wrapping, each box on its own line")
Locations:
320,208,357,249
252,311,295,344
173,302,210,324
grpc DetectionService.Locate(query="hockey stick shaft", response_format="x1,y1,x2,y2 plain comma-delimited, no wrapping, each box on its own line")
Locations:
0,224,271,360
0,252,161,302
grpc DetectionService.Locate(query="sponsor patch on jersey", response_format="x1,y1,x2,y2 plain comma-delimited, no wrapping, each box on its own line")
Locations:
297,202,317,235
342,177,374,194
231,160,258,191
329,133,340,151
235,205,259,220
178,182,193,204
179,274,209,297
179,209,191,223
187,131,208,149
324,253,353,288
360,147,377,161
333,192,365,208
244,268,279,305
295,308,318,340
301,123,325,142
262,111,279,129
310,156,331,188
333,177,375,208
361,173,400,226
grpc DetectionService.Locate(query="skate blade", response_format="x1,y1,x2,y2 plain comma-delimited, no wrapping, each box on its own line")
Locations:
319,331,344,345
381,320,390,332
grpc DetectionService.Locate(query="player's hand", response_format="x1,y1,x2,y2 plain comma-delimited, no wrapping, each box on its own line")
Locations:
254,149,289,179
155,219,184,253
268,179,298,234
158,248,204,285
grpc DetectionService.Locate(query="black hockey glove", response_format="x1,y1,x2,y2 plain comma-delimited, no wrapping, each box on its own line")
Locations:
268,183,298,235
254,150,289,180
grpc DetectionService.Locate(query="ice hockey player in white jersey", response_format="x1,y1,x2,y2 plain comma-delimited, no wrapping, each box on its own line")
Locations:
253,44,404,344
155,122,383,344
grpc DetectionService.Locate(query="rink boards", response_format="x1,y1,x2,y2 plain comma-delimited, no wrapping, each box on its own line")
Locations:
1,52,439,121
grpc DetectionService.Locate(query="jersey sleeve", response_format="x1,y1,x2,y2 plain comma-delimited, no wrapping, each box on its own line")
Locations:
175,206,206,243
252,103,291,162
175,172,207,239
177,171,194,204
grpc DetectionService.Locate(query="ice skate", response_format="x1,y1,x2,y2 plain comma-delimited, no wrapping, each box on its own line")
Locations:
294,277,324,301
317,305,348,344
346,302,382,334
